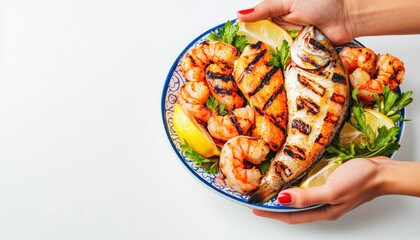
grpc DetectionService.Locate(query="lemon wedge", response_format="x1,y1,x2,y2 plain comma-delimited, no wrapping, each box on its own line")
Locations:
364,109,395,131
173,104,220,158
237,20,294,50
340,108,395,149
300,159,342,188
339,122,363,149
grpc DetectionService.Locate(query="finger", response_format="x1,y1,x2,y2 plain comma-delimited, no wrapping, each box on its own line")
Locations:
277,187,333,208
252,204,347,224
270,17,303,30
237,0,292,22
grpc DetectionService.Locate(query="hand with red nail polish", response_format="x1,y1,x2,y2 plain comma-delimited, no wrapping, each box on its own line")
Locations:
238,8,254,15
237,0,420,45
252,157,420,224
277,193,292,204
237,0,354,45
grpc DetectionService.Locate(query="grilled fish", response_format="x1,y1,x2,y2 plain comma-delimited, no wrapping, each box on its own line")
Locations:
233,41,288,151
248,26,350,204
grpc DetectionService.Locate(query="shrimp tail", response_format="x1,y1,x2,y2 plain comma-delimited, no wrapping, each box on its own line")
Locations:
247,182,280,204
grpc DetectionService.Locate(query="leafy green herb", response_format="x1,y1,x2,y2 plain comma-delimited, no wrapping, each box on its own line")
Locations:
286,29,300,40
260,160,271,176
233,35,249,52
181,140,219,174
208,20,249,52
374,85,413,122
260,150,277,175
206,96,218,109
325,89,401,161
206,96,228,116
268,40,290,71
207,32,223,42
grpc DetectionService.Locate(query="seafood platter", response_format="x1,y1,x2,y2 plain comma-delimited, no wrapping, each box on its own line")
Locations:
161,20,410,212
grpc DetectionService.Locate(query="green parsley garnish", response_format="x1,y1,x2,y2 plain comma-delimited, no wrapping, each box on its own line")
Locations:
181,140,219,174
374,85,413,122
260,150,276,175
325,89,402,161
206,96,228,116
268,40,290,71
208,20,249,52
286,29,300,40
260,160,271,176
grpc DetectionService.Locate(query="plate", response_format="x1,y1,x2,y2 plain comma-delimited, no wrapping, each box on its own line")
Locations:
161,21,405,212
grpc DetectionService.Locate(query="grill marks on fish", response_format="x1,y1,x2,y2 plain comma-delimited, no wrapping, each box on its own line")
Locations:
254,106,287,135
275,161,293,177
314,133,328,145
297,74,326,96
323,112,340,125
330,93,346,105
237,73,245,84
245,49,267,73
249,41,262,49
331,73,347,84
283,145,306,161
296,96,320,115
254,106,264,116
292,119,312,135
268,114,287,135
249,67,278,97
309,38,331,53
301,55,322,69
263,85,284,111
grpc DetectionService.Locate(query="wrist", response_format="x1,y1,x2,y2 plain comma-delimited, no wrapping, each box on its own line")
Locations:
342,0,361,40
343,0,419,39
375,158,396,196
375,158,420,197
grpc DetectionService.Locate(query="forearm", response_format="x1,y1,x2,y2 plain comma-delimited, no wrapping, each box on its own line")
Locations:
377,159,420,197
346,0,420,38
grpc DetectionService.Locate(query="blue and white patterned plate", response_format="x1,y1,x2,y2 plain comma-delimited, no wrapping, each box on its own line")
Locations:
161,21,405,212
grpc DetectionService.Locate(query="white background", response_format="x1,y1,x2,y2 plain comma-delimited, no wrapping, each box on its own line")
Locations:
1,0,420,239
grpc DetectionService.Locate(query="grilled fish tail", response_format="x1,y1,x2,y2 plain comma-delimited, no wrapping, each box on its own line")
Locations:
248,164,285,204
247,182,279,204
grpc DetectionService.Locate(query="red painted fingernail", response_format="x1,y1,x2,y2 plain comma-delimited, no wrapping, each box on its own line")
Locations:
238,8,254,15
277,193,292,204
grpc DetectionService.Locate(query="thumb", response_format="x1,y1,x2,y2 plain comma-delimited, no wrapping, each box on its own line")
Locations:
237,0,292,22
277,186,333,208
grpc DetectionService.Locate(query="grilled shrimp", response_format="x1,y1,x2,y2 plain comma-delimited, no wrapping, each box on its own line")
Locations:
233,41,288,151
339,47,377,76
207,105,254,142
206,64,245,111
181,41,240,82
339,47,405,102
219,136,270,194
178,81,211,122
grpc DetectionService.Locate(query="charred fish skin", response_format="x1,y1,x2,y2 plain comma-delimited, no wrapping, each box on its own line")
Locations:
233,41,288,151
248,26,350,204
